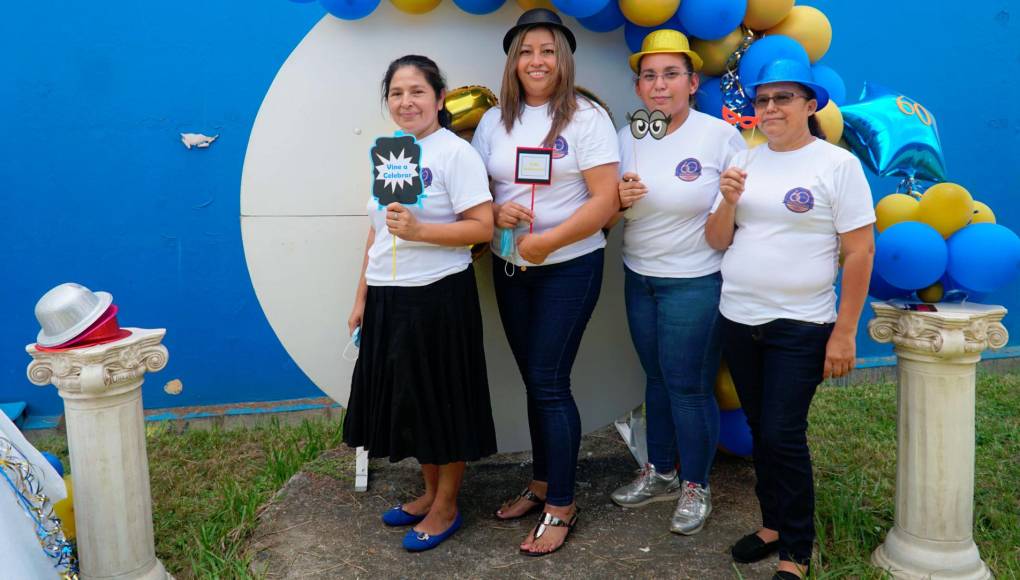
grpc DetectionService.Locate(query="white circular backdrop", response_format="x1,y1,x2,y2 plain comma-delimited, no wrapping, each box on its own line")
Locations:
240,1,645,451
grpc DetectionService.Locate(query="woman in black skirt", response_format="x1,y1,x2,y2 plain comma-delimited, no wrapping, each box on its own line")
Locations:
342,55,497,552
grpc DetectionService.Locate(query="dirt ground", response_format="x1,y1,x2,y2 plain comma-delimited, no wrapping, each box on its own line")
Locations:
251,426,778,579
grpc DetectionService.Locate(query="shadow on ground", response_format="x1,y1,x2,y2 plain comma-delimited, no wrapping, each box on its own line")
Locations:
252,426,776,579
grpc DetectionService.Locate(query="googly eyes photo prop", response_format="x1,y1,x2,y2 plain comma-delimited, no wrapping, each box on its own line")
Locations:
371,131,425,207
627,108,672,140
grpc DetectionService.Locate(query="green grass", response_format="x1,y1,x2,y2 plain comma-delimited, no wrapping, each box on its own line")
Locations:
810,372,1020,579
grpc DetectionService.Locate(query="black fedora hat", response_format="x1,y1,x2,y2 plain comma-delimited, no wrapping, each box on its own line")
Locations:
502,8,577,54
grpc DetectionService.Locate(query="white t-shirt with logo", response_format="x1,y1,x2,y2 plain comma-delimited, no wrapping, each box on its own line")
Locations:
619,109,745,278
471,98,620,267
712,139,876,325
365,128,491,287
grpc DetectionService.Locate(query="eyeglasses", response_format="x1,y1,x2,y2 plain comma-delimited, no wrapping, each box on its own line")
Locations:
752,91,809,109
638,70,693,84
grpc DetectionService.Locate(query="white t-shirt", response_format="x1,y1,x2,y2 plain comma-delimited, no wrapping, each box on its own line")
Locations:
712,139,876,325
471,98,620,266
619,109,745,277
365,128,491,287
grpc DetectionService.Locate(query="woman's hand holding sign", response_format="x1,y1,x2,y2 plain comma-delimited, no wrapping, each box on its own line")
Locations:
719,167,747,206
494,202,533,229
618,172,647,209
386,203,422,241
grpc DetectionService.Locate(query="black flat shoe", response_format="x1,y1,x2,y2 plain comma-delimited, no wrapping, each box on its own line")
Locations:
772,572,801,580
731,532,780,563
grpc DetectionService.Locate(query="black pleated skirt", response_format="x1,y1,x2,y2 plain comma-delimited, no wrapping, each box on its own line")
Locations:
342,265,498,464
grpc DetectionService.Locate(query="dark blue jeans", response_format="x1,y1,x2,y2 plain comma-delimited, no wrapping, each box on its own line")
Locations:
625,267,722,485
493,250,604,506
721,316,834,565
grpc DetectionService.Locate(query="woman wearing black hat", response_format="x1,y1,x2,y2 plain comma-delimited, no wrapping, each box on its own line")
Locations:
471,8,620,557
705,59,875,579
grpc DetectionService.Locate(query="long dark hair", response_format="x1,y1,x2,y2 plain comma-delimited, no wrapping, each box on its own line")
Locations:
381,55,452,129
801,84,827,141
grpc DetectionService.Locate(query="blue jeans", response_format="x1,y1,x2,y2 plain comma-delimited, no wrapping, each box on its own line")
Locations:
625,267,722,485
721,316,834,565
492,250,604,506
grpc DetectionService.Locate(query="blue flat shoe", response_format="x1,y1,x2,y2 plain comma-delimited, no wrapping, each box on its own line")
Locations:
402,512,463,552
381,504,426,527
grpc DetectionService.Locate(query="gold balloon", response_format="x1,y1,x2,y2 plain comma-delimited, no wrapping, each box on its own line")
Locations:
444,85,498,133
875,193,920,233
917,282,944,304
389,0,442,14
815,101,843,144
577,85,615,124
741,126,767,148
971,201,996,224
765,5,832,63
54,475,75,540
916,182,975,239
715,360,741,411
744,0,793,30
691,28,745,77
620,0,681,27
517,0,555,9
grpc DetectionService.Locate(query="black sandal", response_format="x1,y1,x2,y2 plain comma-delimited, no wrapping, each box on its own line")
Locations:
520,508,579,557
495,488,546,520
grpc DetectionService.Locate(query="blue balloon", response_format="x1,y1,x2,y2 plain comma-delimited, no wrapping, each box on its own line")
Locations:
695,76,752,119
869,269,913,301
624,14,686,53
289,0,318,3
718,408,753,457
451,0,506,14
577,0,626,32
40,451,64,477
841,82,947,182
875,222,948,291
676,0,745,41
552,0,610,19
811,64,847,106
738,35,810,89
319,0,381,19
946,224,1020,294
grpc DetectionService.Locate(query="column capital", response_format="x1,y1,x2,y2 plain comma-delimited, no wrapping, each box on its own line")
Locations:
868,301,1008,359
26,328,168,395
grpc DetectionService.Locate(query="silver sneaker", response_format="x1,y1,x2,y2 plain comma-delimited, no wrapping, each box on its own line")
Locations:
610,463,680,507
670,481,712,535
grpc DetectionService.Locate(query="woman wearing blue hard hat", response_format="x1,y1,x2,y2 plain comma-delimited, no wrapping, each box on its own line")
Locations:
705,59,875,579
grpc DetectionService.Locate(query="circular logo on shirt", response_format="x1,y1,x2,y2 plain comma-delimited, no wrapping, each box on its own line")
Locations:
675,158,702,182
783,187,814,213
421,167,433,189
552,136,569,159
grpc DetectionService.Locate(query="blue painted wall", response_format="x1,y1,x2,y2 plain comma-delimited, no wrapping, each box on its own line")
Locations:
2,1,1018,418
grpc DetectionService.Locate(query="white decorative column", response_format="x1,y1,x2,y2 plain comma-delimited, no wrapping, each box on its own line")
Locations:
26,328,172,580
868,301,1006,580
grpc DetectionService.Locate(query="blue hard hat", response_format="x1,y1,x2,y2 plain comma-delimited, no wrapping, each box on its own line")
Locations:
744,58,830,110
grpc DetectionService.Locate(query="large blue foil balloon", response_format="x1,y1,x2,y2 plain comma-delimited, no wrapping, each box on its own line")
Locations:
718,408,753,457
738,35,810,90
452,0,506,14
841,82,947,182
696,76,753,119
677,0,746,41
946,224,1020,294
875,221,948,290
869,269,913,300
578,0,626,32
624,15,686,53
319,0,381,19
552,0,610,19
811,64,846,106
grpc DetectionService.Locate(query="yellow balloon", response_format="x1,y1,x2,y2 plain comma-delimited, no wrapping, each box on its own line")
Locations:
971,201,996,224
917,282,944,304
815,101,843,144
444,85,498,132
741,127,768,148
54,475,75,540
916,183,975,239
516,0,555,10
715,360,742,411
744,0,793,30
389,0,442,14
691,28,745,77
875,193,919,233
765,5,832,63
620,0,681,27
